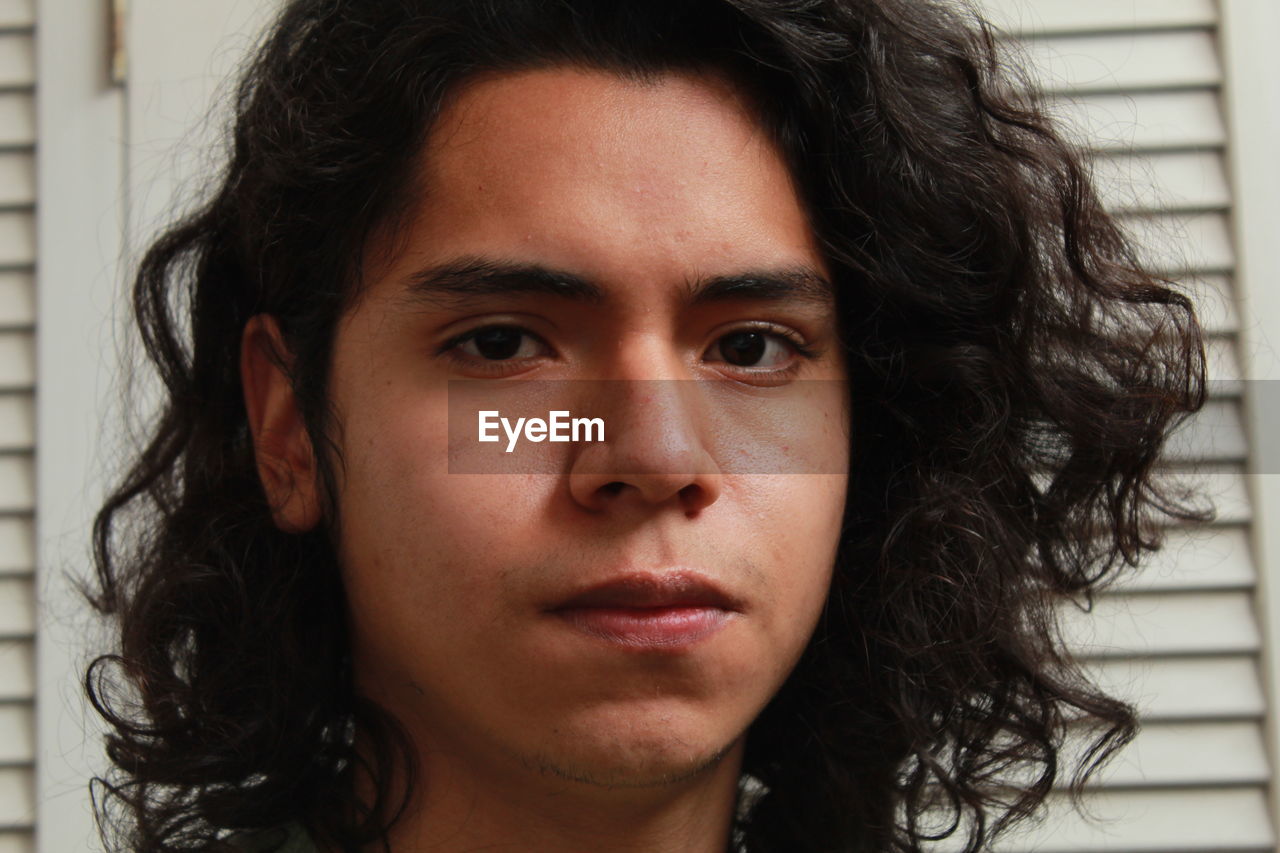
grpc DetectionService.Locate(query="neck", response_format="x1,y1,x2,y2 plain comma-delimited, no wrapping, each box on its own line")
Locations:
336,726,744,852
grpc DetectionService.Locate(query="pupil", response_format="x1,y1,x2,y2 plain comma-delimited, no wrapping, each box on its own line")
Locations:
474,327,523,360
723,332,765,366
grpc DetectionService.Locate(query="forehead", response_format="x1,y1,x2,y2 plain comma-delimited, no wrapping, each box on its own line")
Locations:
367,66,825,295
429,66,770,181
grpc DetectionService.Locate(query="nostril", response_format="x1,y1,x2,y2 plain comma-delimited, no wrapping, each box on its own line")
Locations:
678,483,712,514
602,481,626,496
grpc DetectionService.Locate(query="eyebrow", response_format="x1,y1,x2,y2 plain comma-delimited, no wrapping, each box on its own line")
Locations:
399,256,835,309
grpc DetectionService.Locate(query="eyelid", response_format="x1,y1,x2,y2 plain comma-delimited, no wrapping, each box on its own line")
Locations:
699,323,821,388
438,323,557,376
437,319,821,380
703,322,817,360
441,325,548,352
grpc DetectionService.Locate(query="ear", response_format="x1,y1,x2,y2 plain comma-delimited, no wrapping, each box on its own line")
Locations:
240,314,322,533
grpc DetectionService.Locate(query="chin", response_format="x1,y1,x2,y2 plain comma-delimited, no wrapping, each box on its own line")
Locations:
517,708,746,790
525,742,738,790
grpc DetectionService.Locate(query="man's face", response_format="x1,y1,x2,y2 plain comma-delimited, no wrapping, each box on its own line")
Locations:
325,68,849,791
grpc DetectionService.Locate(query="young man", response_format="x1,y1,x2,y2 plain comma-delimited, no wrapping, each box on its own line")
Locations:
87,1,1206,851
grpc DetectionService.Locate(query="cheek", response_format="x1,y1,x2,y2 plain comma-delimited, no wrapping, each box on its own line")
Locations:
728,472,846,633
733,461,847,541
340,471,550,612
332,391,551,615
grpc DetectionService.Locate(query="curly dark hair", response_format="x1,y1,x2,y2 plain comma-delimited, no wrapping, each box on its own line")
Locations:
86,0,1208,850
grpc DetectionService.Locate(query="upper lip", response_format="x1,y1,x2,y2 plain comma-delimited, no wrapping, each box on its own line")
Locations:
550,571,744,612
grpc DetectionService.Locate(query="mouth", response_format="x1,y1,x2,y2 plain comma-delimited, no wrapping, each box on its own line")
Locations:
547,572,743,650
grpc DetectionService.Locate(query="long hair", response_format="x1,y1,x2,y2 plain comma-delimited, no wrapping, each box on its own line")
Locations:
86,1,1208,850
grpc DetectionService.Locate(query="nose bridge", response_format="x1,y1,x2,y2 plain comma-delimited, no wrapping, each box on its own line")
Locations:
596,378,708,475
569,376,722,513
602,321,684,382
584,321,708,464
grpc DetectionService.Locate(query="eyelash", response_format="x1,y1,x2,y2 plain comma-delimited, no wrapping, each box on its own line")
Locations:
707,324,818,378
437,326,552,376
439,323,818,378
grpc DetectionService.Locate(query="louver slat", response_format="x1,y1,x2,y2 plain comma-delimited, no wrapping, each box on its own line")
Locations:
1024,32,1221,94
0,578,31,638
1085,655,1266,721
0,95,31,149
0,706,31,765
1054,91,1225,152
0,34,31,89
1114,526,1255,592
0,395,31,451
0,830,33,853
0,767,31,828
1080,721,1269,787
981,0,1217,35
1063,590,1261,658
0,641,31,701
0,0,32,30
995,788,1273,852
1092,151,1230,214
0,519,31,578
0,154,31,208
0,274,30,328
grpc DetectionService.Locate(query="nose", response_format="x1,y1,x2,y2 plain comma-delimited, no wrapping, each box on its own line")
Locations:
568,380,723,516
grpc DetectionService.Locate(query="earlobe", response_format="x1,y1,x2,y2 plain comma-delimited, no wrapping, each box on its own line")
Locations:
240,314,323,533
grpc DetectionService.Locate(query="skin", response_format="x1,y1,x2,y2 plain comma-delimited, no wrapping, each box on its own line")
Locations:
242,68,850,851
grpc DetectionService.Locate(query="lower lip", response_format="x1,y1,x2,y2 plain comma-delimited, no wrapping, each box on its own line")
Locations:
554,606,732,649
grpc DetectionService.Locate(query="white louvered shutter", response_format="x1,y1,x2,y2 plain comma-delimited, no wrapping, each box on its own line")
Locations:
975,1,1274,850
0,0,35,847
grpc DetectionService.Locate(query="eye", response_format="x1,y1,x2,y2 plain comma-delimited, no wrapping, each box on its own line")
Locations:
705,330,797,368
451,325,549,361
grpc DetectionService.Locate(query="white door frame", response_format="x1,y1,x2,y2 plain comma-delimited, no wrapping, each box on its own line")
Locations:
34,1,124,850
1220,0,1280,836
